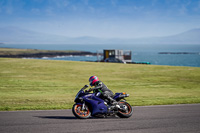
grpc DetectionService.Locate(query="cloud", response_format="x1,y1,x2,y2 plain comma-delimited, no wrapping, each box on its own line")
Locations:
193,0,200,12
111,0,118,7
31,8,40,15
45,7,55,16
0,0,14,15
49,0,69,8
179,4,188,15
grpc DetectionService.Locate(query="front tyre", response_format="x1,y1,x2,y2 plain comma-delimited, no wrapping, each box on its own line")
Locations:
117,102,133,118
72,104,91,119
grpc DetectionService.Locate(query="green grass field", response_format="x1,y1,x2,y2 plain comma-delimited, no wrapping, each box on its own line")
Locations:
0,58,200,111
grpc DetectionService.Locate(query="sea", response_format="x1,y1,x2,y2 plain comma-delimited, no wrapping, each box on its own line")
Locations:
1,44,200,67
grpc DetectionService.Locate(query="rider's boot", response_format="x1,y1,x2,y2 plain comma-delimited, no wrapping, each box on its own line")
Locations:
107,96,120,109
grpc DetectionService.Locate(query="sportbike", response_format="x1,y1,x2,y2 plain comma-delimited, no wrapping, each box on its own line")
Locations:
72,85,133,119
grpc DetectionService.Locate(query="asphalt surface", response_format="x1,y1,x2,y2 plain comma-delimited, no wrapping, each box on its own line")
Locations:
0,104,200,133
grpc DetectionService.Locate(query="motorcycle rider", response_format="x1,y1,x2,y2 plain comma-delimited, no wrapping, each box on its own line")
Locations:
87,76,118,107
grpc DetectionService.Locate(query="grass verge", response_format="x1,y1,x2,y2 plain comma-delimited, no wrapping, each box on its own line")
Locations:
0,58,200,111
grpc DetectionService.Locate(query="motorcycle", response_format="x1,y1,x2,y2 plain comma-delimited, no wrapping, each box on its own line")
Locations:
72,85,133,119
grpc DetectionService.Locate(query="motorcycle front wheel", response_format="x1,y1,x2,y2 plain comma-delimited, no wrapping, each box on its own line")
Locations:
72,104,91,119
117,101,133,118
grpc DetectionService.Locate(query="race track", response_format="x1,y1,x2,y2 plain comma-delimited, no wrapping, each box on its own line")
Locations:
0,104,200,133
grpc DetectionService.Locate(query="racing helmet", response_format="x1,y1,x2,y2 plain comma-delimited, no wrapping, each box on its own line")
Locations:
89,76,99,86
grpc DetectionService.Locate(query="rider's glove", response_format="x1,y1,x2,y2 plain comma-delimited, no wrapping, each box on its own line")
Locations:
84,85,89,88
88,88,93,92
85,88,91,92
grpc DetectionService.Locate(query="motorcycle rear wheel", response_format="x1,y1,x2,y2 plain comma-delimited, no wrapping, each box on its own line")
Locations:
117,101,133,118
72,104,91,119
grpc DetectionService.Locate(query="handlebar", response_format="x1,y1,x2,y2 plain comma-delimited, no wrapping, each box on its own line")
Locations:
81,85,89,90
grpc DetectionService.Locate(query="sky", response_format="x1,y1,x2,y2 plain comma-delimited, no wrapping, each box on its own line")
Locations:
0,0,200,38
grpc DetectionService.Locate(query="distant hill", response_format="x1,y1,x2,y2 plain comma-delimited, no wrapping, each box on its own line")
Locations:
0,27,73,44
136,28,200,44
0,27,200,44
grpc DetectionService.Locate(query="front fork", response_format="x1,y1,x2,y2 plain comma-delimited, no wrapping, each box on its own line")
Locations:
81,102,86,111
75,102,86,111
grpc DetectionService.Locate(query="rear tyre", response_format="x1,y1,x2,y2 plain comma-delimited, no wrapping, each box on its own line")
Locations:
72,104,91,119
117,102,133,118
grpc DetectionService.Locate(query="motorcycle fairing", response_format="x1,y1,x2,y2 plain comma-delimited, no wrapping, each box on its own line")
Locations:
113,93,122,100
83,93,108,116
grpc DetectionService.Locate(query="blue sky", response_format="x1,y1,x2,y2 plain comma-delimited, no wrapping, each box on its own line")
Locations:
0,0,200,38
